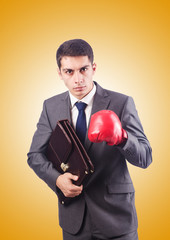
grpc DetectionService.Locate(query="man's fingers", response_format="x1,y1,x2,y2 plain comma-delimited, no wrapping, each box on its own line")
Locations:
67,173,79,181
56,173,83,198
65,185,83,197
68,184,83,193
63,184,83,197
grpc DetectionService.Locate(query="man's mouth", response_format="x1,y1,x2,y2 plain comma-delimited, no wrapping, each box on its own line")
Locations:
74,86,86,91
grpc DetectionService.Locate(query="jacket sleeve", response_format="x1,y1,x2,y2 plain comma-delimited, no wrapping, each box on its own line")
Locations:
27,100,61,194
117,96,152,169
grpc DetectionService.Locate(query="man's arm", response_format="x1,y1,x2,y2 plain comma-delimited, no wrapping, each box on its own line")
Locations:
27,100,83,197
118,96,152,168
27,100,60,193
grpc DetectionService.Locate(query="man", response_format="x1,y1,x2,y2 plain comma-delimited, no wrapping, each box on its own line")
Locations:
27,39,152,240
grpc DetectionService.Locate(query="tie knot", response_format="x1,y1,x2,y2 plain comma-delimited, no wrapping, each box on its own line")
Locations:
75,102,87,111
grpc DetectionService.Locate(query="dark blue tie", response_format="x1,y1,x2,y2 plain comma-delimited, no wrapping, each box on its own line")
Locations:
75,102,87,144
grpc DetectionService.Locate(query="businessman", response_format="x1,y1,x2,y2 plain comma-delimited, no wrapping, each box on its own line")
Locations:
27,39,152,240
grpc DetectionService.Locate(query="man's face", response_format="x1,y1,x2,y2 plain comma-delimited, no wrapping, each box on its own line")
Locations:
58,56,96,100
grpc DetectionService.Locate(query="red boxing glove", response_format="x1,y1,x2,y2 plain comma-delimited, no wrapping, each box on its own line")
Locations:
88,110,128,146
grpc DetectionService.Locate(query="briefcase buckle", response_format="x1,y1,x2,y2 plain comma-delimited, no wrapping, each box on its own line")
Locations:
61,162,69,172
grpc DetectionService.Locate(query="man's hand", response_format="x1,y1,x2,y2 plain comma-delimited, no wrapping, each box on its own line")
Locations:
88,110,128,146
56,172,83,198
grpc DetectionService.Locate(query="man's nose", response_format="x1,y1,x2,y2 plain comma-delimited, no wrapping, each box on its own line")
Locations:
74,71,83,84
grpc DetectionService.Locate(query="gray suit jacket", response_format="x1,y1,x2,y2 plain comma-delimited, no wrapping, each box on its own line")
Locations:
27,82,152,238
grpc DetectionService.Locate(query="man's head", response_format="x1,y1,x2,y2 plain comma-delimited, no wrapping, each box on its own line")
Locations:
56,39,94,69
56,39,96,100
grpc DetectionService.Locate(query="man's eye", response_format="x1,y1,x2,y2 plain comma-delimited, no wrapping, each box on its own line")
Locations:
80,67,87,73
65,70,73,74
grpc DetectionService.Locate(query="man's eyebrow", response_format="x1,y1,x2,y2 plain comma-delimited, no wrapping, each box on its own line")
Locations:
62,68,73,71
80,65,90,69
63,65,90,71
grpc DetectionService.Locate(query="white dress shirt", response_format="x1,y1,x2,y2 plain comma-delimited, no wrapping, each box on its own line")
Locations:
69,84,96,130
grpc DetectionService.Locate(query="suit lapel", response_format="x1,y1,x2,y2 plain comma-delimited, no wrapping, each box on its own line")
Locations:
85,83,111,152
58,92,72,123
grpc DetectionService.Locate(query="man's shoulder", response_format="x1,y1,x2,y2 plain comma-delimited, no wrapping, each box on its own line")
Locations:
96,82,129,101
105,88,130,109
105,88,129,99
95,82,129,99
44,91,68,104
95,83,132,113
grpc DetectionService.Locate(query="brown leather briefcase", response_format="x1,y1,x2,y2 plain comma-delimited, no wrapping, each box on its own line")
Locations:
46,119,94,204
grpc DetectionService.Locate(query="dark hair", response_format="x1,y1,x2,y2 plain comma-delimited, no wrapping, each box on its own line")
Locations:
56,39,94,69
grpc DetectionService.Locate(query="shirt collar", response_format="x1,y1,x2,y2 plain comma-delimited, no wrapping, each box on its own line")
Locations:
69,83,96,108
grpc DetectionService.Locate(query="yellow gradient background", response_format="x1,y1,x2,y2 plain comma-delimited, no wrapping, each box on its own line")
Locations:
1,0,169,239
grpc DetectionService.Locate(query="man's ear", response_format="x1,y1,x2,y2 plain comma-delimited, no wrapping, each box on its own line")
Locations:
57,68,62,80
92,63,97,73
